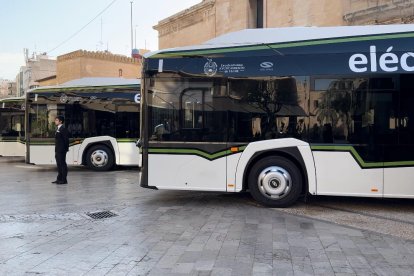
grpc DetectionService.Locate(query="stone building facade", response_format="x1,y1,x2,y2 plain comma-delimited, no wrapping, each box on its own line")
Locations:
16,53,56,96
55,50,143,85
154,0,414,49
0,79,17,99
36,75,58,87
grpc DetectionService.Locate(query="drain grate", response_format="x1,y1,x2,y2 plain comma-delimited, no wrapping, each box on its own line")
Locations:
86,211,118,220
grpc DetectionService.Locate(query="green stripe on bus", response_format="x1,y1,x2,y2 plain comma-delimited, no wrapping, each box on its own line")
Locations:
29,139,135,145
116,138,137,143
0,140,25,143
310,145,414,168
151,32,414,58
30,141,81,146
148,145,246,161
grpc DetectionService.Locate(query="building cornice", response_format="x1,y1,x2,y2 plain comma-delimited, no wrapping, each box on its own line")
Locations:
57,50,139,64
344,0,414,23
154,0,215,37
36,75,57,82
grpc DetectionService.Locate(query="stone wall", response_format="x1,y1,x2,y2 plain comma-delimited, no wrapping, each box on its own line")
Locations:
343,0,414,25
56,50,141,84
154,0,217,49
266,0,346,27
155,0,414,49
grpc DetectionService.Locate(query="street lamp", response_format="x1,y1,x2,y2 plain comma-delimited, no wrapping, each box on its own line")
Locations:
130,1,134,55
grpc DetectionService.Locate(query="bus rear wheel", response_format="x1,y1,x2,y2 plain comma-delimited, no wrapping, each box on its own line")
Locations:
86,145,114,171
248,156,302,207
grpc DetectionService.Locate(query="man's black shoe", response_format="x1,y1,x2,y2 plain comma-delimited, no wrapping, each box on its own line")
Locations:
51,180,59,184
56,181,68,185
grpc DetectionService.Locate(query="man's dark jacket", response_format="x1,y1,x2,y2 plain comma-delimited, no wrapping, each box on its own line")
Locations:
55,125,69,152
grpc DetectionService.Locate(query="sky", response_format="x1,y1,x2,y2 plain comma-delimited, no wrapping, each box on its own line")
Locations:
0,0,201,80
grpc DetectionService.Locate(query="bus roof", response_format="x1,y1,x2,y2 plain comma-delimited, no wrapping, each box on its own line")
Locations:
62,77,140,87
29,77,140,92
0,96,25,102
146,24,414,58
144,24,414,76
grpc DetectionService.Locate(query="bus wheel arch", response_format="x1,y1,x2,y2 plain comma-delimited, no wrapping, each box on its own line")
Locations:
243,149,308,207
82,141,115,171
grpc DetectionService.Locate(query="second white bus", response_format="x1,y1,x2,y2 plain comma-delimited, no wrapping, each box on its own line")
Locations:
0,97,25,157
27,78,140,171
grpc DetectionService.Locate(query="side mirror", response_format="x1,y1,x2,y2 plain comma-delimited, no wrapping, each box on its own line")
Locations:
136,139,142,148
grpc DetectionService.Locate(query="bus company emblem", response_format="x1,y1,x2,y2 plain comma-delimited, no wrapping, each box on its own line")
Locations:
260,61,274,71
204,58,218,76
260,62,274,69
60,94,82,103
60,94,68,103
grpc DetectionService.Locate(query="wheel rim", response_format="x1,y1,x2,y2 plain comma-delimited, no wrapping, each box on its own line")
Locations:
90,150,109,167
257,166,291,199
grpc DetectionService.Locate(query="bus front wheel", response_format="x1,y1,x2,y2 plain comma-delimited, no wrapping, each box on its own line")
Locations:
248,156,302,207
86,145,115,171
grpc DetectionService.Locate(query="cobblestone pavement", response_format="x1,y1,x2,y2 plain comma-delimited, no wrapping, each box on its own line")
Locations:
277,196,414,241
0,157,414,275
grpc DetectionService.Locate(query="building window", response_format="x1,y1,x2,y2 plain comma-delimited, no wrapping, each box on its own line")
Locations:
250,0,264,28
257,0,263,28
119,69,123,77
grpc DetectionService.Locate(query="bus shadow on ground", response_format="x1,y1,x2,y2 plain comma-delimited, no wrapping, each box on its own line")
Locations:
144,189,258,207
145,189,414,212
305,195,414,208
8,161,139,173
0,156,25,163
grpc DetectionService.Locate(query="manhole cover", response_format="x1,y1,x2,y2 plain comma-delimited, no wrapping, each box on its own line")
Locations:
86,211,118,220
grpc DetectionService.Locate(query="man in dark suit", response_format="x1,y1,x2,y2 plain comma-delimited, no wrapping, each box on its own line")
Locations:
52,115,69,184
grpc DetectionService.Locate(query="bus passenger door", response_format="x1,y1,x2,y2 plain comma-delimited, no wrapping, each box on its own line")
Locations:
178,88,228,191
310,78,384,197
383,75,414,198
147,87,228,191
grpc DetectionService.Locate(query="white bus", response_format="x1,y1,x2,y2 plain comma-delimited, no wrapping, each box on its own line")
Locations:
0,97,26,157
139,25,414,207
27,78,140,171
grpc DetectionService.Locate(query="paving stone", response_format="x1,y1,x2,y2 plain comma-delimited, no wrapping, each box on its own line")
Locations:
171,262,194,274
0,160,413,275
211,267,232,276
194,260,215,271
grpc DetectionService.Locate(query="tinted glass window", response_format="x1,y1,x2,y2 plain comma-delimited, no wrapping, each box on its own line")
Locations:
384,74,414,162
0,111,24,138
145,72,414,163
147,76,227,142
28,91,139,139
229,76,308,142
116,105,140,138
310,76,399,162
182,90,203,129
0,101,25,139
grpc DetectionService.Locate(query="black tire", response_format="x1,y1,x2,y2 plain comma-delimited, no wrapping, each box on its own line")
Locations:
85,145,115,171
248,156,302,207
